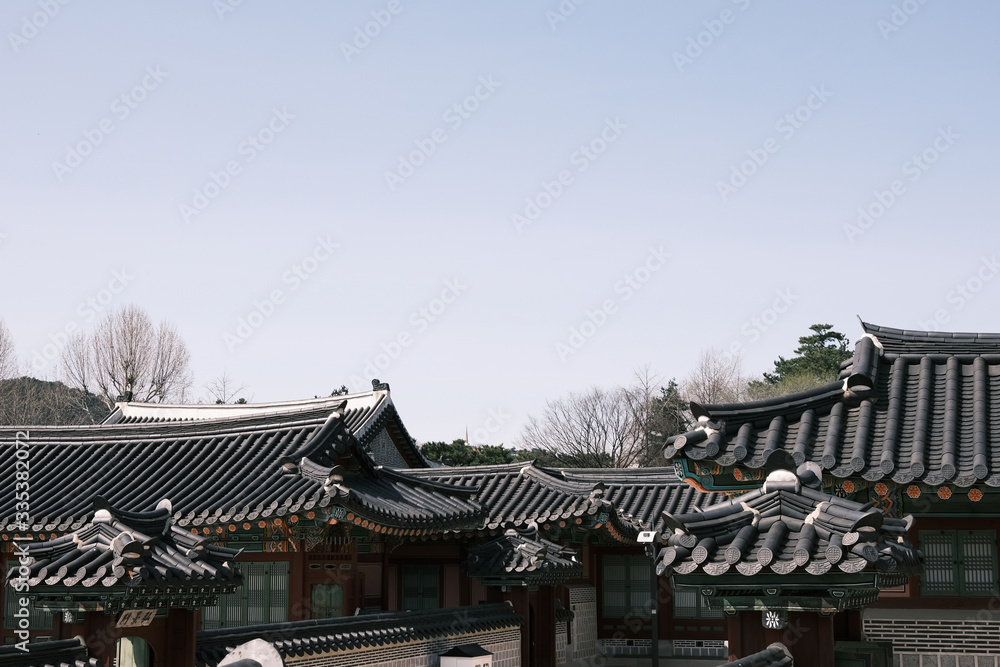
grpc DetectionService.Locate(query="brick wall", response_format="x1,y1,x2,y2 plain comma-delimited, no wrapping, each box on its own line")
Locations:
864,611,1000,666
568,585,597,661
283,627,521,667
556,621,567,666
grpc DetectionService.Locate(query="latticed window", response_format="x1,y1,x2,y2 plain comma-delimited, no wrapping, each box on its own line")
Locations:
202,561,289,629
401,564,440,611
601,555,652,618
920,530,998,596
673,586,724,619
311,584,343,619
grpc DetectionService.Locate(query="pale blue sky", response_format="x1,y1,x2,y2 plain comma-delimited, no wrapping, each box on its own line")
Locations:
2,2,998,446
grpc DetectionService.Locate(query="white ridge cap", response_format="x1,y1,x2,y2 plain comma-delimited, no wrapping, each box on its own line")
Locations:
109,390,385,423
860,332,884,351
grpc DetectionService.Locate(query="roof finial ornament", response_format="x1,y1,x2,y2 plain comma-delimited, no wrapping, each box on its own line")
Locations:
372,379,390,391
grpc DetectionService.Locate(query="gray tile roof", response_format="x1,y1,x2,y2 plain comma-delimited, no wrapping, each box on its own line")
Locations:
1,407,352,533
665,323,1000,487
195,603,523,666
7,500,242,612
0,638,100,667
657,461,920,580
1,395,455,535
465,524,582,586
716,642,792,667
406,463,714,539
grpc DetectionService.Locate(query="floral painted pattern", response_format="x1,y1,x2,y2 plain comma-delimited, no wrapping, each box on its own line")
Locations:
937,487,952,500
874,482,889,496
969,488,984,502
841,480,856,494
906,485,921,499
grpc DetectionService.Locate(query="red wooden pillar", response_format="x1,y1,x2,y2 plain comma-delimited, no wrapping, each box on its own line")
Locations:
535,587,557,666
504,586,531,665
289,540,306,620
163,609,199,667
82,612,117,667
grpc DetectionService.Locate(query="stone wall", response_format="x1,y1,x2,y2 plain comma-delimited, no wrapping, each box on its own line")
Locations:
556,620,568,666
568,585,597,662
864,609,1000,667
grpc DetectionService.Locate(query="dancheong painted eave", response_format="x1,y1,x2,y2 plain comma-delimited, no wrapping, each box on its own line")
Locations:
664,321,1000,488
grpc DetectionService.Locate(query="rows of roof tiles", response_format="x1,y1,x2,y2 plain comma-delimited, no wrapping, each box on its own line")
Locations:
11,501,241,595
657,465,920,579
105,388,427,467
405,463,713,536
0,638,100,667
195,602,522,665
329,467,484,531
665,328,1000,487
0,409,350,533
465,525,582,586
859,320,1000,356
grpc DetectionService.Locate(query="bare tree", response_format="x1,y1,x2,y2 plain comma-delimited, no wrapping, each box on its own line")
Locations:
682,347,748,405
516,368,686,468
62,305,193,408
517,387,640,468
0,320,16,381
204,370,250,404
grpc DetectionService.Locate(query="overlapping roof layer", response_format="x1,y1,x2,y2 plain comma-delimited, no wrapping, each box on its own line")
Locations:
8,500,242,612
195,603,522,666
0,638,100,667
665,322,1000,488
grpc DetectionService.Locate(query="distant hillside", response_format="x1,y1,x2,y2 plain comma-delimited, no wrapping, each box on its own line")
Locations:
0,377,110,426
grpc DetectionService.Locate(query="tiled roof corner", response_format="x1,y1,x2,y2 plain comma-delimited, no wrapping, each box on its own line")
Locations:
657,464,921,581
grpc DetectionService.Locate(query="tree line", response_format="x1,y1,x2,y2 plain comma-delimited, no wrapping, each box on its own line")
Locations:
0,309,853,470
0,305,248,426
421,324,853,468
